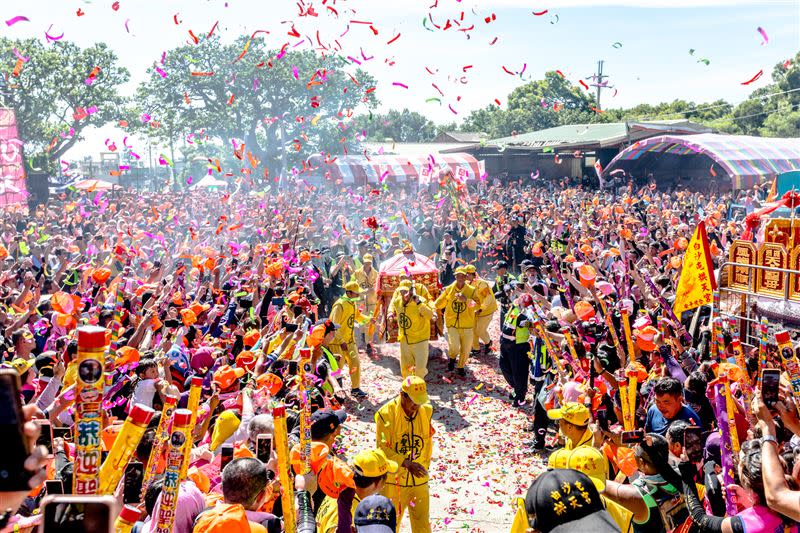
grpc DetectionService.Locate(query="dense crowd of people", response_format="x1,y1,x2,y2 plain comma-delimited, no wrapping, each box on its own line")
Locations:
0,171,798,533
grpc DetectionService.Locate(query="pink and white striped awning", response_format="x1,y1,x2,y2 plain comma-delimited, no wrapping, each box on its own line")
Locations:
309,153,482,185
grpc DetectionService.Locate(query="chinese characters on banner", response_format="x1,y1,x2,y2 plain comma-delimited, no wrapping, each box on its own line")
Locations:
674,221,717,315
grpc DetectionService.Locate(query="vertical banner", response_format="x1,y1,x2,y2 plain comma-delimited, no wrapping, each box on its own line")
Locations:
0,109,27,208
154,409,193,533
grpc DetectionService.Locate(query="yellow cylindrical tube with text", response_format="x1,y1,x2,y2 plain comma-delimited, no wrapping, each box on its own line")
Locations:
180,376,203,480
154,409,193,533
98,403,155,494
142,394,178,499
273,405,296,533
721,375,740,454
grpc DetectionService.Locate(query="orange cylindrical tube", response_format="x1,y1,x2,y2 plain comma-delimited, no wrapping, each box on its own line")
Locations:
114,504,142,533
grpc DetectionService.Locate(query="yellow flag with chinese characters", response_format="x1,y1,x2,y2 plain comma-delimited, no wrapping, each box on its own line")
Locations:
673,221,717,315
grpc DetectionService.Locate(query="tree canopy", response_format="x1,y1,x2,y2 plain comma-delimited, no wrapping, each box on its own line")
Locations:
0,37,129,171
126,35,378,182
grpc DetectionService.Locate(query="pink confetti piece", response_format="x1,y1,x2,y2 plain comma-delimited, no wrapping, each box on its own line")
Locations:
186,176,193,185
155,66,168,78
5,16,30,27
393,82,409,89
757,26,768,45
292,66,299,79
448,104,458,114
468,393,478,404
44,25,64,42
12,48,29,62
124,18,131,33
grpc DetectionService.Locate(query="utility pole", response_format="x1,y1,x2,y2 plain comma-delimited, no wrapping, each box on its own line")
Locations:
586,60,609,110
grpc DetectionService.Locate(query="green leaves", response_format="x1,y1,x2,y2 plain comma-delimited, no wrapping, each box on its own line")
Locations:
0,37,129,170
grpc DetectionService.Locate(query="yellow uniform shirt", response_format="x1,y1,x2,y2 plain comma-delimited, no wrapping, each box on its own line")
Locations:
434,282,481,329
565,428,595,451
390,296,433,345
316,493,361,533
472,277,497,317
375,397,434,487
353,267,379,306
330,297,365,344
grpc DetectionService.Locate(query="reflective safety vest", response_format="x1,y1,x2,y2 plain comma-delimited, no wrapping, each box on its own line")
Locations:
500,306,530,344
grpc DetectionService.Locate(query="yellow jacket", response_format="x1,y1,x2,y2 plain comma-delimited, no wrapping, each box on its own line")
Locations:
472,277,498,317
434,282,481,329
388,283,431,310
375,397,434,487
353,267,378,306
316,493,361,533
330,297,366,344
390,295,433,345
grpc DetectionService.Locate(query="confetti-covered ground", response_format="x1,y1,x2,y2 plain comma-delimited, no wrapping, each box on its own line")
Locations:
341,322,547,532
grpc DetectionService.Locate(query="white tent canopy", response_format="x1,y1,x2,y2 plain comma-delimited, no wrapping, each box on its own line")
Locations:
191,175,228,188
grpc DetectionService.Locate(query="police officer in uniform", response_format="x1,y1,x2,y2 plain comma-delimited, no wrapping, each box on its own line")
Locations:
499,293,534,408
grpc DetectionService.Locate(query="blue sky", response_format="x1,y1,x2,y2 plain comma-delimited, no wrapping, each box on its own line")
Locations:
3,0,798,158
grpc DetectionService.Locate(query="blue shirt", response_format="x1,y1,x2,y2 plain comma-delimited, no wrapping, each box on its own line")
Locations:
645,404,703,436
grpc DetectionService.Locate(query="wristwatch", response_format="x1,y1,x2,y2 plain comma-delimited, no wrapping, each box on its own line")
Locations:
760,434,778,447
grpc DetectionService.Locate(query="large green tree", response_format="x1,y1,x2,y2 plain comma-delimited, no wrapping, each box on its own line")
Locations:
460,71,600,138
0,38,129,171
351,108,437,142
128,35,377,182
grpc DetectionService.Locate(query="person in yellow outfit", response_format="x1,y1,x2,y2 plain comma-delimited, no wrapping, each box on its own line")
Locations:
387,283,433,379
464,265,497,356
389,277,431,308
375,376,434,533
434,267,481,376
353,254,379,356
330,281,372,400
316,448,398,533
547,402,600,450
547,447,634,532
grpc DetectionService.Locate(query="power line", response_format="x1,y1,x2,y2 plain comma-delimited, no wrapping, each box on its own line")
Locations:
621,87,800,122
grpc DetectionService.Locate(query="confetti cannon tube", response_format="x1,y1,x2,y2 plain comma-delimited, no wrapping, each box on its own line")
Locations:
142,394,178,499
527,305,566,377
73,326,108,495
712,381,738,516
594,292,626,366
719,375,740,454
273,405,296,533
757,318,768,386
562,330,588,381
639,269,692,345
97,403,154,494
625,366,639,429
618,376,634,431
154,409,193,533
298,348,313,475
180,376,203,481
620,309,635,368
114,505,142,533
776,331,800,419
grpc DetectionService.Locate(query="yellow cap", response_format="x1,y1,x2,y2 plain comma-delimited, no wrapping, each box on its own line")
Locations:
352,448,398,477
401,375,429,405
463,265,476,274
454,267,468,276
547,402,590,426
344,281,362,294
362,254,374,263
